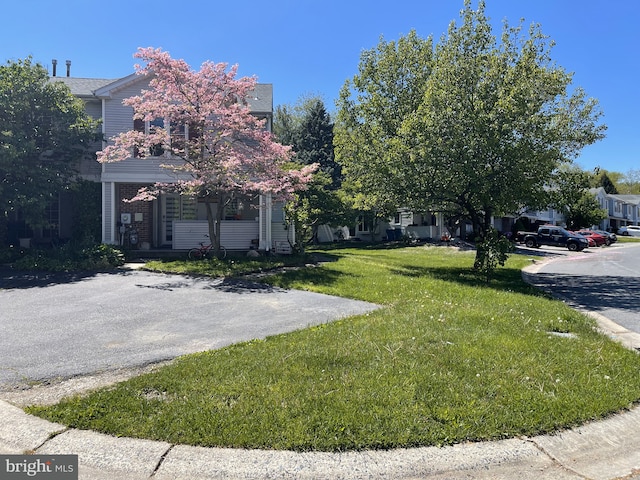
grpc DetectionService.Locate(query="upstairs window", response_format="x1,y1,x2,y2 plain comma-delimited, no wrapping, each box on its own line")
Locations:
133,116,205,159
133,117,165,157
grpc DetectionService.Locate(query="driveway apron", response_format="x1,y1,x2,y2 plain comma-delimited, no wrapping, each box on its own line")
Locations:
0,269,378,387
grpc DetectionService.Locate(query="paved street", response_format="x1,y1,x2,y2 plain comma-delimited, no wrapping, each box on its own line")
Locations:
522,243,640,333
0,269,378,388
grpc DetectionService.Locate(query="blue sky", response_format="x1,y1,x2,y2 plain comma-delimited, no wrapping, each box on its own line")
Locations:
2,0,637,174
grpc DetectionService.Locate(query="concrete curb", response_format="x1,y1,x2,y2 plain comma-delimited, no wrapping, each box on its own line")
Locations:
2,396,640,479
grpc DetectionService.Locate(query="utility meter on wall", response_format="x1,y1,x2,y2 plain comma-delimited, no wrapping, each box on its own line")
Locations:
120,213,131,224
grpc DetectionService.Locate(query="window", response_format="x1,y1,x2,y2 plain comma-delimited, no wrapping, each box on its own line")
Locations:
224,196,259,220
170,122,186,152
133,118,165,157
357,215,370,233
133,117,204,159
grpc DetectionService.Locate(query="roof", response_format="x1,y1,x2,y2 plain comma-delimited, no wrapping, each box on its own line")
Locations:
590,188,640,205
50,74,273,114
49,77,116,97
247,83,273,114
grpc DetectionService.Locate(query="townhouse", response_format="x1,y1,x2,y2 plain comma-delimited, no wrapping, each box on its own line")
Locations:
51,69,293,253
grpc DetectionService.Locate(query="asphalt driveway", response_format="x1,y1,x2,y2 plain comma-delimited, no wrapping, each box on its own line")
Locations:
0,269,379,387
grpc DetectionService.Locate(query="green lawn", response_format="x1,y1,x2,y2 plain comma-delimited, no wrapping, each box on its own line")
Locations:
618,236,640,243
27,244,640,451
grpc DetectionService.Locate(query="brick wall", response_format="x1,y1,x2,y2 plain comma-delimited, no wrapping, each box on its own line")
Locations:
117,184,153,245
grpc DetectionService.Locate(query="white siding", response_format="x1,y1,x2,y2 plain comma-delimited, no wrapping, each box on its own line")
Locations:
173,220,259,250
84,99,102,120
103,79,149,141
102,157,189,183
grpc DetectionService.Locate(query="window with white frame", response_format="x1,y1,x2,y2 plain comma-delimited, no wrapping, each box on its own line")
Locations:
133,118,198,158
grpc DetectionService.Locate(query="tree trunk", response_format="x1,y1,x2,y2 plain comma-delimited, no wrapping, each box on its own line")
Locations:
205,197,223,254
472,208,493,267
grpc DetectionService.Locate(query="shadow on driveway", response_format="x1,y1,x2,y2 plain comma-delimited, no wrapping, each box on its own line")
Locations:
134,277,280,294
0,269,107,290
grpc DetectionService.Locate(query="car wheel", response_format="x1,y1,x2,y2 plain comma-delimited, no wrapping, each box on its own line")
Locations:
525,239,536,248
567,242,578,251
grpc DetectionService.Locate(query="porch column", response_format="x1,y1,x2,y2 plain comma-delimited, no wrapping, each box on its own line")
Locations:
102,182,117,244
258,193,273,251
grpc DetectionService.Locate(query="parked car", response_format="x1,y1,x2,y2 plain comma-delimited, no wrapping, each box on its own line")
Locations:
577,230,609,246
573,231,596,247
591,229,617,244
520,226,589,251
618,225,640,237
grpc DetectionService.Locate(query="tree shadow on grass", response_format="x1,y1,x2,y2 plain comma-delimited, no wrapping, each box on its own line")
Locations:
261,265,351,291
390,263,547,297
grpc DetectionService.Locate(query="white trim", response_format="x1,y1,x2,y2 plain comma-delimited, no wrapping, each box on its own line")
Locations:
266,193,272,251
94,72,146,98
258,195,264,250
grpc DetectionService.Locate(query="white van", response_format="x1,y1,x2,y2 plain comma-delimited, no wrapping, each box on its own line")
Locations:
618,225,640,237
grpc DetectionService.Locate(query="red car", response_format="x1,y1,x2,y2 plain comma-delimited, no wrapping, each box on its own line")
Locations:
577,230,609,246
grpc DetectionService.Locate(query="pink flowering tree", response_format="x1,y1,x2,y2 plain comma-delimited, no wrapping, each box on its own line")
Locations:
98,47,316,253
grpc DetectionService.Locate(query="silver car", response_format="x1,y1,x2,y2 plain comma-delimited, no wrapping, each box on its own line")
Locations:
618,225,640,237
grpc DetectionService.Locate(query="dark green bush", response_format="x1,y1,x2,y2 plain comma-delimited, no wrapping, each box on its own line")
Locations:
0,246,21,264
12,243,125,271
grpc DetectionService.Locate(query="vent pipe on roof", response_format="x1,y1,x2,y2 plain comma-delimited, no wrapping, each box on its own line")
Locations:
66,60,71,77
52,59,57,77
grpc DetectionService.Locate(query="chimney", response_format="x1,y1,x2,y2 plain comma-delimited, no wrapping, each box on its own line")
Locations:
65,60,71,77
52,59,57,77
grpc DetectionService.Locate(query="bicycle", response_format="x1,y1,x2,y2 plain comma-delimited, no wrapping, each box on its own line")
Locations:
188,235,227,260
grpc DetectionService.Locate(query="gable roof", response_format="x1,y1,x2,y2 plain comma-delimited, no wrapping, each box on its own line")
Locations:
49,77,116,97
93,72,145,98
51,72,272,114
94,73,272,114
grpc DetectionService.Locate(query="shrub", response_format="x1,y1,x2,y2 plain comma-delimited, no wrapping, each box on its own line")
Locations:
474,227,514,281
12,243,125,271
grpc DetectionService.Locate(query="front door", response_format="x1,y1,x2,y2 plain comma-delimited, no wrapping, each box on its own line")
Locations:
160,195,196,246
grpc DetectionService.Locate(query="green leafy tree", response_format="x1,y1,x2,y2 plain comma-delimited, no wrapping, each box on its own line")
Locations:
275,96,348,245
619,169,640,194
335,30,434,223
0,57,99,241
550,167,606,230
565,194,607,230
336,0,606,270
474,227,514,282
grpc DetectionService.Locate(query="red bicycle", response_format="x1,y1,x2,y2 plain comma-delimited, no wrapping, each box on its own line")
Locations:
188,236,227,260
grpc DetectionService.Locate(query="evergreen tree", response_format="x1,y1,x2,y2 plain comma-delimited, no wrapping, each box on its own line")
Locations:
295,100,341,189
275,96,349,245
594,169,619,194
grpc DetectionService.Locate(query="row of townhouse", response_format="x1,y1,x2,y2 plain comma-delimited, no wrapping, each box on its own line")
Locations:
40,70,294,253
351,187,639,243
18,66,636,250
591,187,640,231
